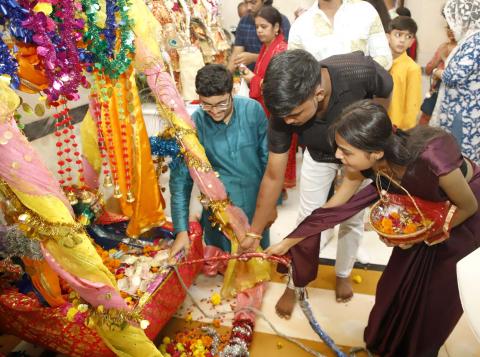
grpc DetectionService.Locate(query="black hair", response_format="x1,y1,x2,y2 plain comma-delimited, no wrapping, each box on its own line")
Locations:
263,49,322,119
395,6,412,17
363,0,391,31
255,6,282,29
388,15,418,35
195,64,233,97
332,100,445,166
264,0,273,6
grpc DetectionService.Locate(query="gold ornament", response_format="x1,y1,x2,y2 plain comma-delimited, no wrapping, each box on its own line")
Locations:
66,191,78,205
0,179,85,247
126,191,135,203
103,174,113,188
113,185,123,198
80,190,93,204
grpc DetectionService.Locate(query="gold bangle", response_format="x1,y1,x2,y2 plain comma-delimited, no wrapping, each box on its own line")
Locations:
246,232,262,240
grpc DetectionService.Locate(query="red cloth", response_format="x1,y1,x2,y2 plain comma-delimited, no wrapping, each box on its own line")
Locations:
249,34,296,188
249,34,287,116
407,38,418,61
283,133,298,189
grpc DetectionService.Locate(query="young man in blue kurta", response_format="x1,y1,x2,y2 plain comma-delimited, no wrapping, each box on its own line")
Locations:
169,64,270,261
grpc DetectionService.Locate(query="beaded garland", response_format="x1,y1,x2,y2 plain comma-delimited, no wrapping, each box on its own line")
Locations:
94,72,121,192
81,0,135,79
53,99,85,196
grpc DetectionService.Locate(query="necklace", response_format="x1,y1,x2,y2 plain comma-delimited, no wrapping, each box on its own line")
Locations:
81,0,135,79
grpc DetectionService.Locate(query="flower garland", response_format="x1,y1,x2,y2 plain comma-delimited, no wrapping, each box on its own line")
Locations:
0,34,20,88
81,0,135,79
159,327,228,357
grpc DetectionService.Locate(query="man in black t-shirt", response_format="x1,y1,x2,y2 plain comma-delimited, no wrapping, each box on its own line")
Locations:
241,49,393,318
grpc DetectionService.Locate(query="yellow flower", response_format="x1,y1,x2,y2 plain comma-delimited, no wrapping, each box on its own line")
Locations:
77,304,89,313
33,2,53,14
176,343,185,352
140,320,150,330
210,292,221,306
352,274,363,284
66,307,78,321
162,336,171,345
85,317,95,328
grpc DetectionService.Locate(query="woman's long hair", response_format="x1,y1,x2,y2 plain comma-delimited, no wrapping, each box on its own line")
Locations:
331,100,445,166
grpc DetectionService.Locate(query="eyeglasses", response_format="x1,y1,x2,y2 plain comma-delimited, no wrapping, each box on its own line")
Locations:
200,95,232,112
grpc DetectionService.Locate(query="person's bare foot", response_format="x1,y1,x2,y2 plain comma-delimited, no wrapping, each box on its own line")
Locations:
275,286,296,319
336,276,353,302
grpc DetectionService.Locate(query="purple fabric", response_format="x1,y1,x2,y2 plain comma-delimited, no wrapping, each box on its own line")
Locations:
279,184,378,286
283,134,480,356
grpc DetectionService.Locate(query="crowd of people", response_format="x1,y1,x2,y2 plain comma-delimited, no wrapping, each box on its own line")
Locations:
169,0,480,356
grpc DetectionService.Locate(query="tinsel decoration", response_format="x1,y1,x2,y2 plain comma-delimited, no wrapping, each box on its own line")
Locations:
0,34,20,88
21,4,87,103
0,0,33,43
149,136,182,169
103,0,117,56
81,0,135,79
0,225,44,260
221,319,253,357
200,326,221,356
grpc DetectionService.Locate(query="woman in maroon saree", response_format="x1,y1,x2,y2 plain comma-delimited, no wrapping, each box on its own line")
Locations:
241,6,297,192
266,100,480,357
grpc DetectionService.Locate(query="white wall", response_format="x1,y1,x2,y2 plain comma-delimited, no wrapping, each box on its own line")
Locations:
220,0,448,68
404,0,448,67
220,0,315,32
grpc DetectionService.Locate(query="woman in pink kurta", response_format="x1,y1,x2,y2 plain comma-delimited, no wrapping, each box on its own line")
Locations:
241,5,297,191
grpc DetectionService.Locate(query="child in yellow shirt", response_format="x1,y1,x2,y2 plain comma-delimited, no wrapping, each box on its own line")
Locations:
387,16,422,129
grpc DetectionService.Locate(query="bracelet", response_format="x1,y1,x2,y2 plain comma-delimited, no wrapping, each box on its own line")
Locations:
246,232,262,240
